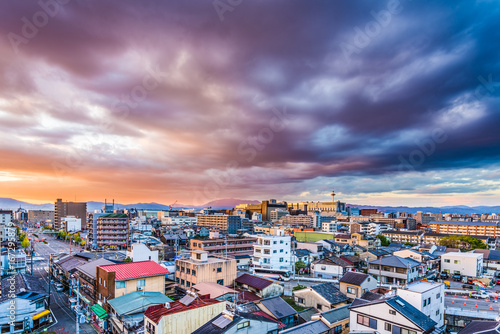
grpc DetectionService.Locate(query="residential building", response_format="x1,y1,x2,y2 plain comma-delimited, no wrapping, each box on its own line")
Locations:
126,243,159,262
96,260,168,309
368,255,421,285
280,320,330,334
193,311,280,334
253,235,292,272
235,273,284,298
61,216,81,232
175,250,237,289
367,222,390,236
257,296,298,329
108,291,172,334
0,210,12,242
292,249,312,266
160,216,197,226
293,283,349,312
0,274,51,333
0,248,27,276
311,257,354,279
54,198,87,230
441,252,483,277
393,249,439,272
190,237,257,257
334,233,376,249
280,214,314,227
27,210,54,224
144,294,226,334
322,221,338,233
270,209,289,221
96,213,129,250
196,214,243,234
349,295,438,334
75,258,114,305
382,230,425,244
296,242,324,259
397,281,445,327
429,221,500,237
458,321,500,334
339,271,378,300
310,305,350,334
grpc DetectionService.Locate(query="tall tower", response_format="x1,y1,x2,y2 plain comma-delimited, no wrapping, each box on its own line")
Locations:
331,188,336,203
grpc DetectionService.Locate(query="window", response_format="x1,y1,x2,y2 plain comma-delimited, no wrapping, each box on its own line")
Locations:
444,259,450,263
273,250,277,253
237,321,250,329
103,280,106,288
454,260,460,264
321,266,326,270
279,258,284,262
116,281,125,289
217,267,222,273
280,240,283,244
357,315,376,329
385,323,392,331
389,310,396,315
186,268,191,275
146,320,156,334
176,265,180,270
36,301,44,308
436,310,439,316
317,304,322,310
137,279,145,288
181,267,185,273
99,277,102,284
186,281,191,287
181,279,185,285
423,299,427,307
427,297,431,304
217,279,224,285
347,287,357,294
401,329,416,334
436,293,440,299
280,249,283,253
297,298,304,304
273,241,277,244
192,270,196,276
176,277,180,283
334,325,342,334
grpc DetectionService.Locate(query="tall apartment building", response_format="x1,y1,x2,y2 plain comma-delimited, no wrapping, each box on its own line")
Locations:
175,250,237,289
280,214,314,227
190,237,257,256
54,198,87,230
270,209,289,221
429,221,500,237
0,210,12,242
96,213,129,250
196,214,242,234
253,235,293,272
27,210,55,224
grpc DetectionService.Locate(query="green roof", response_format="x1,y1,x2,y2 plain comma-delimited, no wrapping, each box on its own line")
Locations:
90,304,108,319
100,213,128,218
107,291,173,316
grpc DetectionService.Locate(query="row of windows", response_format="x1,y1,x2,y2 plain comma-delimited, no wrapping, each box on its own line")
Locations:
176,277,224,286
358,313,416,334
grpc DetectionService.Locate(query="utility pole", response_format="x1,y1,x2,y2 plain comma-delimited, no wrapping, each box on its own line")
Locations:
74,278,81,334
48,255,52,308
30,241,34,275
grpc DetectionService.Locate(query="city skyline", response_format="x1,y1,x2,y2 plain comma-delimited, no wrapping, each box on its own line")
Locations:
1,1,499,206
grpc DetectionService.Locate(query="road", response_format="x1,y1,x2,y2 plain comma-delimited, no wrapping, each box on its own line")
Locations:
26,231,94,333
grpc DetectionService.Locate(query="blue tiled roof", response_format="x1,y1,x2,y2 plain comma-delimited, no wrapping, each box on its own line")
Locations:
386,296,437,331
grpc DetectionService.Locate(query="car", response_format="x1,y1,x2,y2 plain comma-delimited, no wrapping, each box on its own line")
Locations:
453,274,462,281
55,283,64,292
440,272,449,279
466,277,474,284
472,291,489,299
462,284,475,290
426,274,437,281
496,278,500,285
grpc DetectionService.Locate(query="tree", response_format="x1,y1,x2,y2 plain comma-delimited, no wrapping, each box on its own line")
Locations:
21,238,30,248
439,235,487,250
123,257,133,263
294,261,306,274
376,234,390,246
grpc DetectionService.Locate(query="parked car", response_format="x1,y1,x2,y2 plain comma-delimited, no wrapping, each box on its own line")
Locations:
440,272,449,279
55,283,64,292
426,274,437,281
472,291,489,299
496,278,500,285
453,274,462,282
462,284,475,290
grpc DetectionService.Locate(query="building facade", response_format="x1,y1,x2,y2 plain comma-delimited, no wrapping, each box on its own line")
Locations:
252,235,293,272
96,213,129,249
54,198,87,230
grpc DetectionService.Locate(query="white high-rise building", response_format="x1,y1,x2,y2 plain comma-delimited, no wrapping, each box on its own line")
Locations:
252,235,292,272
0,210,12,242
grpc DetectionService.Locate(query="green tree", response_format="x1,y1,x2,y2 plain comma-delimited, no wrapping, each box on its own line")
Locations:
376,234,390,246
123,257,133,263
294,261,306,273
21,238,30,248
439,235,487,250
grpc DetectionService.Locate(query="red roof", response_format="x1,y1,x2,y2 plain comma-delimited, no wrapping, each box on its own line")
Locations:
98,261,168,280
251,311,286,329
236,273,273,290
145,294,222,324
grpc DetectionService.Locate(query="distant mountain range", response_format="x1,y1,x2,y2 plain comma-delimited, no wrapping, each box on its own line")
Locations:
0,197,498,215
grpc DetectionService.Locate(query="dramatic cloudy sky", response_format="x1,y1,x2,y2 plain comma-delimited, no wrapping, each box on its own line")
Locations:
0,0,499,206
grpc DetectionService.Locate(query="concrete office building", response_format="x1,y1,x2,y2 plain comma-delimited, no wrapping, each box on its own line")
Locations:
196,214,242,234
27,210,55,224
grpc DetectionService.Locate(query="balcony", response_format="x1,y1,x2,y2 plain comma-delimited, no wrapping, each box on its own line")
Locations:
368,268,408,280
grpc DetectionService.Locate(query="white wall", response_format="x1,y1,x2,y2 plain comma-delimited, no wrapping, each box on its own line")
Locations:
441,253,483,277
253,235,292,271
397,282,445,327
127,243,159,262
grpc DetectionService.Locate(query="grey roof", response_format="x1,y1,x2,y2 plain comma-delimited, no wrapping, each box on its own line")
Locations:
295,249,311,257
311,283,349,305
76,258,114,279
259,296,297,319
237,302,261,314
360,291,384,301
320,304,350,324
367,248,391,257
386,296,437,331
339,271,369,286
370,255,420,268
298,308,318,322
193,312,279,334
108,291,172,315
0,274,47,303
458,321,500,334
280,320,329,334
